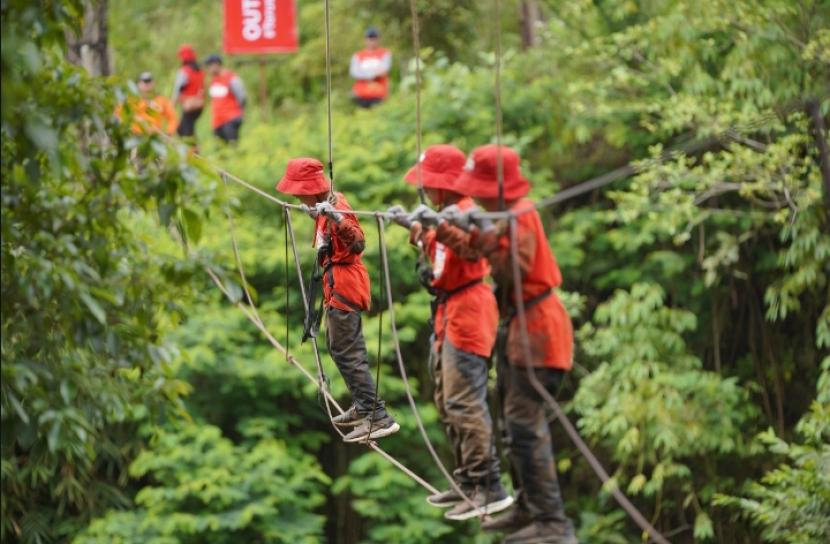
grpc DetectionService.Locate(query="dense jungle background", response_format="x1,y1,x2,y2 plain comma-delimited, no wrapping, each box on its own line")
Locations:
2,0,829,542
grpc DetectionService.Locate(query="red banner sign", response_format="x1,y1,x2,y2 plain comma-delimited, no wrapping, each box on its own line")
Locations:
223,0,298,54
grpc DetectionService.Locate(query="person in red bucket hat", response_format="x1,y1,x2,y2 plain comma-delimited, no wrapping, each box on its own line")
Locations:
171,44,204,142
437,145,577,544
276,158,399,443
402,145,512,520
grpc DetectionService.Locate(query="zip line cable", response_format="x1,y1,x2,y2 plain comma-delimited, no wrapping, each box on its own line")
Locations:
409,0,427,205
506,217,669,543
377,219,483,515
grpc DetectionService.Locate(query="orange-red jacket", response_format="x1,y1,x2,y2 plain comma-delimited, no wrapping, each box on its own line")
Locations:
350,48,391,100
490,199,572,370
208,70,244,129
427,197,498,358
314,194,371,312
115,95,178,135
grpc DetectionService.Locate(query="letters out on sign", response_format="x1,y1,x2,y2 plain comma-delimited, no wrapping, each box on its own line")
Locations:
224,0,298,54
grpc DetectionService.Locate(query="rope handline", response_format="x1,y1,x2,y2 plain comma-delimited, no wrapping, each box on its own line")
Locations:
377,219,482,514
364,215,386,444
409,0,426,205
323,0,335,187
506,217,669,544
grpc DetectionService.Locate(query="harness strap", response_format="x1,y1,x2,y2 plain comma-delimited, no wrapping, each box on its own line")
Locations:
433,277,484,305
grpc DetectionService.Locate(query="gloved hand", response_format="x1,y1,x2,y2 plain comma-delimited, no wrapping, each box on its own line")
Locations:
387,205,412,229
409,203,440,227
315,201,343,224
441,204,471,230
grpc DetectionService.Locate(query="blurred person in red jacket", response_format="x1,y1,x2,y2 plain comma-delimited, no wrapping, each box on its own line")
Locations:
115,71,178,135
404,145,513,521
171,44,204,142
205,54,246,143
435,145,577,544
276,158,399,443
349,27,391,108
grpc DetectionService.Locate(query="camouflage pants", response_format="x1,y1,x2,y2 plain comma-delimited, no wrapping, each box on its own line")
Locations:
502,364,569,522
433,340,501,487
326,308,388,419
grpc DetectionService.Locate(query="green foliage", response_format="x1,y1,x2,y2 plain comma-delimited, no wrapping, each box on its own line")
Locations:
1,2,215,542
715,358,830,543
74,423,328,544
575,284,755,539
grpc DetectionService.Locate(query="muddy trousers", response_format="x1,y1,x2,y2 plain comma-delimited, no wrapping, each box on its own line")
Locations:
433,340,501,487
501,364,569,522
326,308,388,420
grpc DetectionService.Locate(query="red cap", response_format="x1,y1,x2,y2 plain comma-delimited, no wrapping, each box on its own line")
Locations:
178,44,197,62
404,144,466,191
454,145,530,200
276,158,331,196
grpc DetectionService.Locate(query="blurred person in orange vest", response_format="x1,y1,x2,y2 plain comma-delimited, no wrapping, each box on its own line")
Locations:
349,27,391,108
171,44,204,142
205,54,246,143
116,72,178,135
275,158,400,443
434,145,577,544
402,145,513,521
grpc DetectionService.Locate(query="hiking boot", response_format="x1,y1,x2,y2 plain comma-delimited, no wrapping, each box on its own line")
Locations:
331,405,362,427
480,506,532,533
427,486,469,508
342,415,400,443
504,519,578,544
444,484,514,521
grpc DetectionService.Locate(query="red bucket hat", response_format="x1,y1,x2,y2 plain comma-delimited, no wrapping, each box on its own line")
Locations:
454,144,530,200
276,158,331,196
404,144,466,191
178,44,197,62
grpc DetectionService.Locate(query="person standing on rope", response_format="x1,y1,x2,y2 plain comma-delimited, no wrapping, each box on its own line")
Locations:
205,54,246,143
349,27,391,108
276,158,400,443
435,145,578,544
401,145,513,520
171,44,204,145
115,72,178,135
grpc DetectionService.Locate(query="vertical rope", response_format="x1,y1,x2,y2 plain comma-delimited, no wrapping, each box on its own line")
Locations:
410,0,427,205
364,215,386,443
323,0,335,188
494,0,505,211
284,208,290,364
377,219,482,514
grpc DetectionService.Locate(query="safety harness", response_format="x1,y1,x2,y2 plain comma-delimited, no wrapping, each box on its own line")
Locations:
302,224,364,342
495,288,553,368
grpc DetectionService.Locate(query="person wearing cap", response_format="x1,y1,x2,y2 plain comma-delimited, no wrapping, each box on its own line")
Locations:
436,145,577,544
115,72,178,135
403,145,512,521
276,158,400,443
349,27,391,108
205,54,246,143
171,44,205,141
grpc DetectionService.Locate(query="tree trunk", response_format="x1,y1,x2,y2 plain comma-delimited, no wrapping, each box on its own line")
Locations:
66,0,111,76
520,0,541,49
